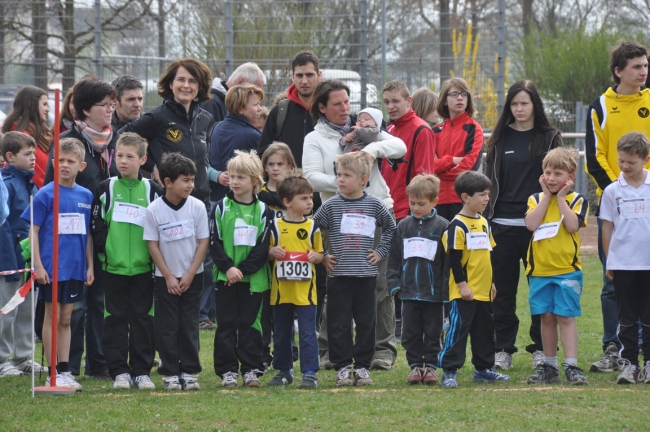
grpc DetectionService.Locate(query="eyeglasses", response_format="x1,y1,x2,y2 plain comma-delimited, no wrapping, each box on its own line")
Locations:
447,92,469,99
94,102,116,111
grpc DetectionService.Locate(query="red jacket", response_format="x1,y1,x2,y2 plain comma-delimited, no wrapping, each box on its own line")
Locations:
433,113,484,205
382,109,436,219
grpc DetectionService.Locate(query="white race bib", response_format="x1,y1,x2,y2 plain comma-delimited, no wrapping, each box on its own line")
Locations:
403,238,437,260
276,252,312,281
159,219,194,242
234,223,258,247
112,202,147,227
533,220,563,241
619,198,650,219
466,232,492,250
340,214,376,237
59,213,86,235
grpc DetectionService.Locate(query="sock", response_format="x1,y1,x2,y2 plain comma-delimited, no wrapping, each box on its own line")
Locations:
425,363,437,369
57,362,69,374
564,358,577,367
304,370,316,376
544,356,558,368
409,364,423,369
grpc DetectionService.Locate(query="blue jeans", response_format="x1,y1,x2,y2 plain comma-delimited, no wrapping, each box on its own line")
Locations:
272,304,319,373
597,217,620,351
199,202,216,322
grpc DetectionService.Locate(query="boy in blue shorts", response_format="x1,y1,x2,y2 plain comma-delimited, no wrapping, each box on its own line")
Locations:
525,147,589,385
92,133,162,390
144,153,209,391
439,171,509,388
22,137,94,391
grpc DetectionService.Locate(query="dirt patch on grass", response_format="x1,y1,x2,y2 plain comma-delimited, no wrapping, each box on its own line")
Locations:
580,214,598,255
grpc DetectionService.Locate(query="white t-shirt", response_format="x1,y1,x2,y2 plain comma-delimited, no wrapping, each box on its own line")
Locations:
600,170,650,270
143,196,210,277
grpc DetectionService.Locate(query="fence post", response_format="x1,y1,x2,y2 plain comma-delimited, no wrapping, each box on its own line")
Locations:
381,0,386,94
360,0,368,108
575,101,587,195
225,0,233,78
496,0,505,114
94,0,103,79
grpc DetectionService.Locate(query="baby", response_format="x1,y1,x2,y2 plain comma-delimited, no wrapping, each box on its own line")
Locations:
341,107,384,153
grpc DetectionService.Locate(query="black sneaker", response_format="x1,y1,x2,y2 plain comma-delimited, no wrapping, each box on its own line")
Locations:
563,363,588,385
267,371,293,386
527,362,561,384
299,374,318,389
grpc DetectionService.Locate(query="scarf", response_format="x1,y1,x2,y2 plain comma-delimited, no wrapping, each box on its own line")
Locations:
319,116,351,137
11,121,53,154
75,120,113,158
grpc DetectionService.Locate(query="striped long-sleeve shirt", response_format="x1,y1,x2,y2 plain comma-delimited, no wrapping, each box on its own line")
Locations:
313,192,396,277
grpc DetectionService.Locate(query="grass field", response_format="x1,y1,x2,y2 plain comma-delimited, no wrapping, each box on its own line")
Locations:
1,254,646,431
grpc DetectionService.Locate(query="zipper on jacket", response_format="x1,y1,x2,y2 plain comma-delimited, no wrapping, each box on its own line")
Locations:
415,219,422,300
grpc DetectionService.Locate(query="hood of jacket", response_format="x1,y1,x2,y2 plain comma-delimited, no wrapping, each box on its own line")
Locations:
287,84,310,111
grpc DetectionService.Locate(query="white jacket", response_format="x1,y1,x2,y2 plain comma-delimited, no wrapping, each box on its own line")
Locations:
303,122,407,209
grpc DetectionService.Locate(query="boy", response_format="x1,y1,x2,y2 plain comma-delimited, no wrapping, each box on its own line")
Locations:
211,150,273,389
600,132,650,384
313,151,396,386
387,174,448,385
22,137,94,391
267,171,323,388
340,107,383,153
439,171,509,389
0,132,46,376
143,153,209,391
92,132,162,390
525,147,589,385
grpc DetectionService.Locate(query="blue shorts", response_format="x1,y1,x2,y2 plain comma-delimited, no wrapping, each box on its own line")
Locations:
38,279,84,304
529,271,583,317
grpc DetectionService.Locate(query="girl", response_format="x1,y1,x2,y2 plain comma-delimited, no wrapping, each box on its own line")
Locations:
259,142,297,219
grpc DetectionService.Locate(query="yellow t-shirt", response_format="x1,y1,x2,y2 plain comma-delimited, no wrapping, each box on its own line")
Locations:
269,217,323,305
442,214,496,302
525,191,589,277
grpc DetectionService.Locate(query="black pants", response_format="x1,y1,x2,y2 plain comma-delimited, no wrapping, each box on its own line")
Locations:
401,300,444,367
439,299,494,372
213,282,264,376
613,270,650,366
315,263,327,330
436,203,463,222
491,223,543,354
154,274,202,376
261,290,273,365
327,276,376,370
102,272,155,379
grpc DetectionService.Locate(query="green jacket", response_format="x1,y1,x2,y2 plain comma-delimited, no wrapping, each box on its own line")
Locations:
91,175,162,275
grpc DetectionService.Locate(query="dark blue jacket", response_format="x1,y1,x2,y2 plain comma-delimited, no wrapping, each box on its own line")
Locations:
0,166,38,282
210,113,261,202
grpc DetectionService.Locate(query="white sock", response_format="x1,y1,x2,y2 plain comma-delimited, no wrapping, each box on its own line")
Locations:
544,356,558,368
564,358,577,367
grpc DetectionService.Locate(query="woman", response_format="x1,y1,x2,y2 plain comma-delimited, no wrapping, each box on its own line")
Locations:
60,87,76,134
210,84,264,203
2,86,53,188
433,78,484,221
411,87,440,127
122,58,214,204
485,80,562,370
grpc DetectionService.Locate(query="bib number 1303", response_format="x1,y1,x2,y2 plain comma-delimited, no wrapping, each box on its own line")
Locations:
276,261,312,281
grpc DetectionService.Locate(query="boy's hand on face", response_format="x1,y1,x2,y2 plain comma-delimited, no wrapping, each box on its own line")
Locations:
459,282,474,301
539,174,551,196
85,268,95,286
269,246,286,260
557,178,574,198
226,267,243,286
366,249,381,265
323,255,337,273
165,275,183,296
35,265,50,285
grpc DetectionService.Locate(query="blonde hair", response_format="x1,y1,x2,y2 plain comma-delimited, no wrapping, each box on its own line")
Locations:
542,147,578,174
411,88,439,120
225,84,265,115
116,132,148,158
227,149,264,194
261,142,296,181
406,174,440,201
382,79,410,100
59,137,86,162
336,151,373,179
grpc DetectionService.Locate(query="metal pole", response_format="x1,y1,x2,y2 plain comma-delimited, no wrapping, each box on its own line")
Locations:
381,0,386,93
496,0,506,114
94,0,103,79
225,0,234,78
575,101,587,195
360,0,368,108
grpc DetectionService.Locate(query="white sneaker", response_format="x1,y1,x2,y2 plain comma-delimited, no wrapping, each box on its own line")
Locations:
0,361,24,377
13,358,48,374
494,351,512,370
46,373,71,388
532,351,545,369
243,371,261,387
60,372,83,391
113,373,132,389
222,371,238,388
180,372,200,390
163,375,182,390
134,375,156,390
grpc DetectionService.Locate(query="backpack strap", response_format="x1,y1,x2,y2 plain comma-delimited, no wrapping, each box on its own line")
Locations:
275,99,290,140
405,125,428,186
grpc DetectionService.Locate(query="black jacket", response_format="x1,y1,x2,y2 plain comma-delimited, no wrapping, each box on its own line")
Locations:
44,124,119,194
200,81,228,124
121,98,214,204
258,99,314,168
111,111,130,132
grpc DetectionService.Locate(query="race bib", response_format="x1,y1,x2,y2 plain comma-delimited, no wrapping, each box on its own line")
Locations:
340,214,376,237
466,232,492,250
159,219,194,242
403,238,437,260
533,220,562,241
276,252,312,281
619,198,650,219
59,213,86,235
112,202,147,227
234,223,258,247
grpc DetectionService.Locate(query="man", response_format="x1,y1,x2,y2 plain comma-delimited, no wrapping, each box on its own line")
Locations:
201,62,266,124
111,75,143,130
585,40,650,373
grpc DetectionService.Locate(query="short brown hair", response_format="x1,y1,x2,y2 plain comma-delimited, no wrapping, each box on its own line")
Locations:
277,170,314,204
610,41,648,84
1,131,35,160
617,132,650,159
261,142,296,181
157,58,212,103
225,84,265,115
59,137,86,163
310,80,350,122
411,88,439,120
336,151,373,179
116,132,148,158
542,147,578,174
382,80,410,100
437,78,476,120
406,174,440,201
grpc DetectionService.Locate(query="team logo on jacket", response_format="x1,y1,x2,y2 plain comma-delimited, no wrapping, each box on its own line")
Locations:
166,128,183,143
297,228,308,240
639,107,650,118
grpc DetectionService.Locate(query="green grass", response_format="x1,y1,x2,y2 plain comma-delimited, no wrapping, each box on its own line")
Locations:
1,254,646,431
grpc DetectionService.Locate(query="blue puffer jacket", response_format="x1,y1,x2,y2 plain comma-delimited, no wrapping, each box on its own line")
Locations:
0,166,38,282
210,113,261,202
